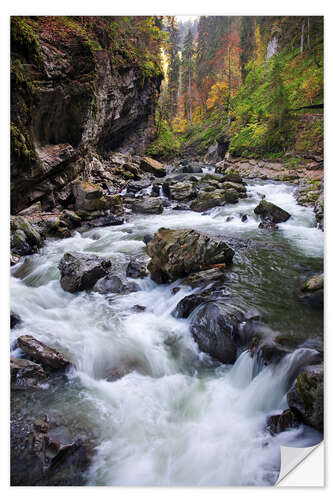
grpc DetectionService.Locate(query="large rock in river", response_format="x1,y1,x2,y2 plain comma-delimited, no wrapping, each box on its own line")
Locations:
190,302,245,364
287,364,323,432
254,200,291,223
297,273,323,309
131,197,163,214
58,251,111,293
11,357,47,390
140,157,166,177
73,181,123,214
146,228,234,283
17,335,71,370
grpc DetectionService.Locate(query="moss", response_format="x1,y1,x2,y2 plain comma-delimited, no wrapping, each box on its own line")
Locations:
11,123,36,164
296,372,316,412
11,17,43,68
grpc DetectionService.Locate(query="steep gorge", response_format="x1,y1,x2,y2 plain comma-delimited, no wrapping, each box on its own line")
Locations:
11,17,163,213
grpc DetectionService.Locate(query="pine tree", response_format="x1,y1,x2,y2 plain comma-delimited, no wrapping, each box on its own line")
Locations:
182,28,194,124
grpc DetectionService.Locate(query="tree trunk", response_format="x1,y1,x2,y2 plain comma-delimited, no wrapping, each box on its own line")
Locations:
307,17,311,50
300,19,305,54
188,70,192,126
227,45,231,126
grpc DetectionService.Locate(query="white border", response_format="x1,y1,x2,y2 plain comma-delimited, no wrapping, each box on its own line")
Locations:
1,1,331,498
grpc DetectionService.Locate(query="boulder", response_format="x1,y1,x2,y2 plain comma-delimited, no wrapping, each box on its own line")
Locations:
11,357,47,390
224,189,240,204
11,415,91,486
221,173,246,185
126,259,148,279
190,190,226,212
126,179,152,194
17,335,71,370
140,157,166,177
18,201,42,216
88,214,124,227
93,275,140,295
258,219,279,231
146,228,234,283
58,252,111,293
172,293,211,319
73,181,123,214
297,273,323,309
11,312,22,329
131,197,163,214
266,409,300,435
143,234,153,245
180,266,226,288
168,181,196,201
222,181,247,193
59,210,81,229
287,364,323,432
10,216,42,256
181,165,203,173
314,192,324,230
254,200,291,223
190,302,245,363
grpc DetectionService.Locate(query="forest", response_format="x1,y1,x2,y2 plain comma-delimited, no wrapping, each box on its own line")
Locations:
148,16,323,161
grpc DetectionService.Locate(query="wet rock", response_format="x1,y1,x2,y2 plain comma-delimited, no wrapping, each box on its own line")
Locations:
131,197,163,214
58,251,111,293
11,312,22,329
11,357,47,390
88,213,124,227
126,179,152,195
11,415,91,486
173,204,189,211
297,273,323,309
146,228,234,284
73,181,123,214
258,219,279,231
126,259,148,279
18,201,42,216
226,216,234,222
140,157,166,177
10,216,42,256
190,302,246,364
181,165,203,173
224,189,239,204
172,293,210,319
266,409,300,435
190,190,226,212
17,335,71,370
168,181,196,201
11,253,21,266
241,214,248,222
222,181,247,193
180,266,226,288
253,341,290,366
59,210,81,229
287,364,323,432
93,275,140,295
314,192,324,230
254,200,291,223
132,304,146,312
143,234,153,245
221,173,246,185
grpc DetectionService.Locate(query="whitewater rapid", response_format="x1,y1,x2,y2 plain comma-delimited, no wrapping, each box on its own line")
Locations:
11,178,323,485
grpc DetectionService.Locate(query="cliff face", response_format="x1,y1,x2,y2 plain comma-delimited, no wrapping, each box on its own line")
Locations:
11,17,163,213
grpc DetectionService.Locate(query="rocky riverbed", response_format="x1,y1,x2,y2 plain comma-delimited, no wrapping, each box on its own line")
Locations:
11,158,324,486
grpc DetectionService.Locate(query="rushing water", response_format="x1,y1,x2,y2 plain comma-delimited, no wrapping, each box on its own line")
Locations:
11,177,323,486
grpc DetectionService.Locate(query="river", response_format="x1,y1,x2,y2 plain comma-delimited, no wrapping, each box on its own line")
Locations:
11,172,324,485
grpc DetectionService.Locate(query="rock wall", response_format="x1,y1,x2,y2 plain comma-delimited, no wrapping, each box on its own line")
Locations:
11,17,162,214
